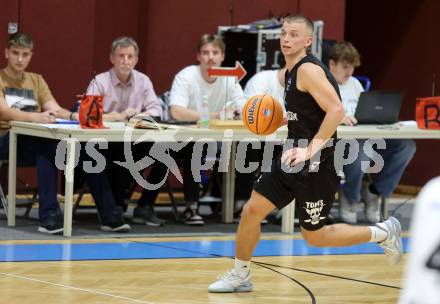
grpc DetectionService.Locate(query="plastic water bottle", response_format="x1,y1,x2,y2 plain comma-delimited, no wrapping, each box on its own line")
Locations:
199,98,210,129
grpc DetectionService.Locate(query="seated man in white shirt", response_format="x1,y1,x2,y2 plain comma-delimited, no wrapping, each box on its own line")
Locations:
169,34,244,120
168,34,245,225
328,41,416,224
120,35,245,226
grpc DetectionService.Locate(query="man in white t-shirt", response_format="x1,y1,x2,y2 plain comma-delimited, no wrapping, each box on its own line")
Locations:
398,177,440,304
167,34,245,225
329,41,416,224
169,34,244,120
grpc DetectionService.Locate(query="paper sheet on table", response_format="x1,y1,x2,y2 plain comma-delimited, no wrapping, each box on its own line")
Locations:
399,120,417,126
40,121,125,129
128,118,196,130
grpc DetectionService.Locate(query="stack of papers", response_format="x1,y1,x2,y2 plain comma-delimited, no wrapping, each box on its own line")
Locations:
399,120,417,126
129,118,195,130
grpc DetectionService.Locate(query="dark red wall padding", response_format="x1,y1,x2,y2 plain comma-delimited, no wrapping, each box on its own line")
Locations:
346,0,440,186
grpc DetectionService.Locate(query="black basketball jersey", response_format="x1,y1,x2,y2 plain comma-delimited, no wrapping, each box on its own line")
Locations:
284,54,341,161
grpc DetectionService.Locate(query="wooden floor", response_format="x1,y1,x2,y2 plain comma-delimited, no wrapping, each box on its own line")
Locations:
0,236,405,304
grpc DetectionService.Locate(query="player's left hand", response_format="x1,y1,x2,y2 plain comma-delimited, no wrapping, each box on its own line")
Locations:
281,147,310,166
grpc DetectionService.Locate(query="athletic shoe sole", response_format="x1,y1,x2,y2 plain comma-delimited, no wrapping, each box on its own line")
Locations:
132,217,164,227
184,220,205,226
100,224,131,232
38,226,64,235
208,282,253,293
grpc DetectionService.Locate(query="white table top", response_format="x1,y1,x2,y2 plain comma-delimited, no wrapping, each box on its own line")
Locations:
9,120,440,141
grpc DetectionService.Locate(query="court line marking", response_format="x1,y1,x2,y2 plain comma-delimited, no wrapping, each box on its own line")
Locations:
0,272,155,304
253,261,316,304
126,239,402,289
253,261,401,289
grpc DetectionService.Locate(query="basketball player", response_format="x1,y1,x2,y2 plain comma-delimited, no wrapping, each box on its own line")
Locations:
208,15,403,293
398,177,440,304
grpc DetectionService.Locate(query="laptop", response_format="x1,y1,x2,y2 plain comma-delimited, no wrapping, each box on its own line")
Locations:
354,91,404,124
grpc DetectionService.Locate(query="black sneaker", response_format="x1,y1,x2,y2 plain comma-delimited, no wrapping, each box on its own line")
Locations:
101,207,131,232
38,213,64,235
132,206,165,227
183,207,205,226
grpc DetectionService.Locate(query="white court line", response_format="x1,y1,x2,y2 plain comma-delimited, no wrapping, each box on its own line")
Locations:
0,272,155,304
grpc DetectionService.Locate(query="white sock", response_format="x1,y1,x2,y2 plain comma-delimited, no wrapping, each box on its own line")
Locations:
369,225,388,243
234,258,250,278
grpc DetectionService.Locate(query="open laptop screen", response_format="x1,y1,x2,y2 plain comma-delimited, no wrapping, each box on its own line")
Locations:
354,91,404,124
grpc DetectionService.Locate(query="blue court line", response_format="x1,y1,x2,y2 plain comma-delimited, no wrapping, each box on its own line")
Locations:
0,238,409,262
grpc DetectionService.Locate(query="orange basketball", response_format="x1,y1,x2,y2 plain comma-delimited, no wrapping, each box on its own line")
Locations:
242,94,284,135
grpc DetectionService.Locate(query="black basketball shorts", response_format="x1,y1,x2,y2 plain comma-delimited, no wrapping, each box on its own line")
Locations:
254,153,340,231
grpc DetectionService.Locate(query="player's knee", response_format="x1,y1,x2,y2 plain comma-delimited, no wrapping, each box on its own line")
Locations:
241,202,259,218
241,200,270,223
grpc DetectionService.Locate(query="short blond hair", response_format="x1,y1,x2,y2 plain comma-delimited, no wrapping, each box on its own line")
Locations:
283,15,314,35
197,34,225,53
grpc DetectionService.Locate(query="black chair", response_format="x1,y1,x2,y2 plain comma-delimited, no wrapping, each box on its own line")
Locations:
0,160,39,219
354,75,371,92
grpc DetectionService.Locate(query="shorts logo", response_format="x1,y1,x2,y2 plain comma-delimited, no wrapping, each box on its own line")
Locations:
304,200,326,225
